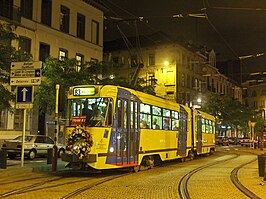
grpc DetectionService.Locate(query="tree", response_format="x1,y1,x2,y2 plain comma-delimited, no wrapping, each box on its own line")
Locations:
0,23,31,112
201,93,252,137
34,58,156,117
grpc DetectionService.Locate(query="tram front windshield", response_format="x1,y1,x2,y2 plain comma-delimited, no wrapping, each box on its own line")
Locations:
69,97,112,127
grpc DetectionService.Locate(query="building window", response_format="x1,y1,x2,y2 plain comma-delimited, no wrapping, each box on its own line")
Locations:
21,0,33,19
112,56,119,64
39,43,50,62
59,48,68,60
60,5,69,33
77,13,85,39
19,36,31,54
76,53,84,71
181,73,185,87
90,58,98,63
147,73,156,86
41,0,52,26
91,20,99,44
148,53,155,66
131,55,138,67
0,0,12,19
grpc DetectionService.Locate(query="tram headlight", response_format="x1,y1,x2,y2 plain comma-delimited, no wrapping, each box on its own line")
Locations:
109,147,114,153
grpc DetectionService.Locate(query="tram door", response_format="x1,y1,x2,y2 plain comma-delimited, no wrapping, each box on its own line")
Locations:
115,96,139,166
196,113,203,153
178,106,188,156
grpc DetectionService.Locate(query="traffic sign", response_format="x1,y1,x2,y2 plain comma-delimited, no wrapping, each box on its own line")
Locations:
16,103,33,109
10,61,42,69
10,69,41,78
10,77,41,86
10,61,42,86
17,86,33,103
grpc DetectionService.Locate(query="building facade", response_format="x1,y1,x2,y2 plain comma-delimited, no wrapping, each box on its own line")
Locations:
0,0,104,139
242,72,266,120
105,38,242,108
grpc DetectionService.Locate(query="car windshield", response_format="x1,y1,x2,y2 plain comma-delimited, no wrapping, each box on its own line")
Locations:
14,136,33,142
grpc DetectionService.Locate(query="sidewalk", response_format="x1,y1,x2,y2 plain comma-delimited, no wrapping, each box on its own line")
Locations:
0,158,69,174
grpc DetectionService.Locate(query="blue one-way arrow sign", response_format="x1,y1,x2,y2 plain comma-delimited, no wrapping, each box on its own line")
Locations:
17,86,33,103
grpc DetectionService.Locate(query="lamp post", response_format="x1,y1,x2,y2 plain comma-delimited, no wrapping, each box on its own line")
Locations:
52,84,60,171
249,121,256,149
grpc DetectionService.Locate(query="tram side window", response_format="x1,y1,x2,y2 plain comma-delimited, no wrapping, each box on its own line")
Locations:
123,100,128,129
209,120,213,134
117,99,122,128
163,109,171,130
130,101,134,129
152,106,162,129
171,111,179,130
106,98,113,126
205,120,210,133
130,101,139,129
201,118,205,133
140,103,151,128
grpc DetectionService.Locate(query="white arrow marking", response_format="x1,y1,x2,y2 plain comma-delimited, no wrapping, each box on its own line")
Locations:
21,88,28,101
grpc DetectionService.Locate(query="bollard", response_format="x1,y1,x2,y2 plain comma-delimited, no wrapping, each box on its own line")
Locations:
258,153,266,177
0,150,7,169
52,145,58,171
47,148,53,164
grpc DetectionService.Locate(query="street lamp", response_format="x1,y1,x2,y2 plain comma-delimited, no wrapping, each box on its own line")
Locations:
164,61,169,67
248,121,257,149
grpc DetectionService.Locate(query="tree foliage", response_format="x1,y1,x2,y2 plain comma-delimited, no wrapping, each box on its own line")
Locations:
201,93,252,135
0,23,31,112
34,57,156,116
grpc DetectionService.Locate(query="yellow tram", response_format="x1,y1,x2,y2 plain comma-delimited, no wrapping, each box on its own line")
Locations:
61,85,216,170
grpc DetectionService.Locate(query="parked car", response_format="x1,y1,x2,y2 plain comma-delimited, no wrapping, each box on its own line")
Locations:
216,136,229,146
1,135,65,160
240,137,258,147
228,137,240,145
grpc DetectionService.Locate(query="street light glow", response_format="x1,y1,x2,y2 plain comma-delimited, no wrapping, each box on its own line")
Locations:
164,61,169,66
197,98,202,103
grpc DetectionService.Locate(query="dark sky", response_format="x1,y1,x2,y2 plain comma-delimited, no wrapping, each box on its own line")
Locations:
102,0,266,73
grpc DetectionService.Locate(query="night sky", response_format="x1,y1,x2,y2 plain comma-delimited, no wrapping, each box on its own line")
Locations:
102,0,266,74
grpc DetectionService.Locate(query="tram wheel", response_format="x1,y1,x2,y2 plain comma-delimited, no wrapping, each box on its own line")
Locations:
142,156,155,169
187,150,194,161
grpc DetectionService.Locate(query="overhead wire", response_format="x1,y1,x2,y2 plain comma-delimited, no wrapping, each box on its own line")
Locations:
205,0,266,11
203,0,256,79
202,0,239,59
103,0,173,43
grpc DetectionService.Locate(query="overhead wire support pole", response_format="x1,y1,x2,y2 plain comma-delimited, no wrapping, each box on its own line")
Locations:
52,84,60,172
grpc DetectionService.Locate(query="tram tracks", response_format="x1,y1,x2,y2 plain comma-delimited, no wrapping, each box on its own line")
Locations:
0,170,130,199
0,176,65,198
178,150,262,199
60,173,128,199
230,156,260,199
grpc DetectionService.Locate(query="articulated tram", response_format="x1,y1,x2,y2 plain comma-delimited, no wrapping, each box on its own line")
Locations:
61,85,216,170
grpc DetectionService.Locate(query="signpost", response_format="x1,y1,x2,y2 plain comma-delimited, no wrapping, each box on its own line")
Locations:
16,86,33,109
10,61,42,167
10,61,42,86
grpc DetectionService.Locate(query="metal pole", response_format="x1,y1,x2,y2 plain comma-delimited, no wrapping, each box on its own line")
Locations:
21,109,26,167
52,84,60,171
